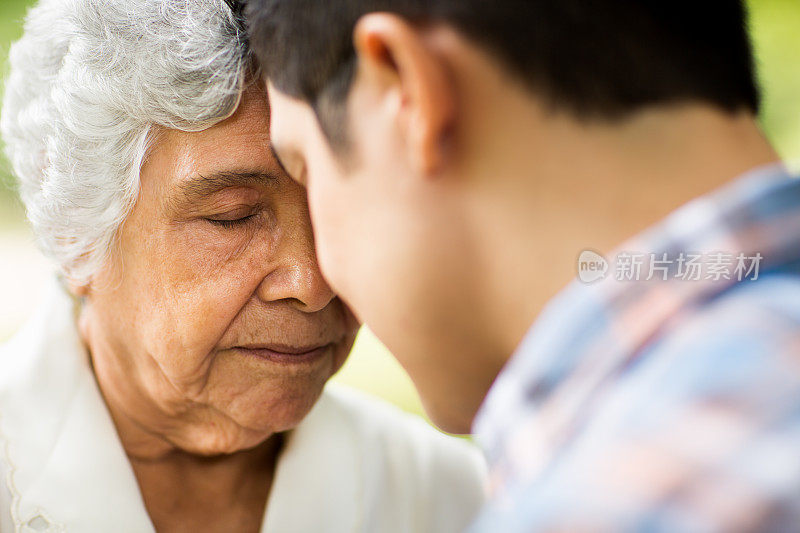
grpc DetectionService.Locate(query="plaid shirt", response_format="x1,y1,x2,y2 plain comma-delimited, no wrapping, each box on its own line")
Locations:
471,164,800,532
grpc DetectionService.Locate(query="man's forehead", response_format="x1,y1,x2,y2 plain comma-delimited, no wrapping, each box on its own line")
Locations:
266,81,315,136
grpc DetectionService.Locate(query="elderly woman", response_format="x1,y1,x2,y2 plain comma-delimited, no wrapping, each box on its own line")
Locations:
0,0,486,531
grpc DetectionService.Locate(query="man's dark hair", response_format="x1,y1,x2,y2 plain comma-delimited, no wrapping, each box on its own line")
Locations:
246,0,760,145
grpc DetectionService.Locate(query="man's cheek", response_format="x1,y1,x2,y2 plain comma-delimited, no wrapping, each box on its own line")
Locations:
309,188,343,256
313,230,340,289
307,183,353,291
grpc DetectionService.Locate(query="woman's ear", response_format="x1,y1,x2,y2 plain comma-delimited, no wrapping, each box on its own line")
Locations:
67,278,90,298
353,13,455,177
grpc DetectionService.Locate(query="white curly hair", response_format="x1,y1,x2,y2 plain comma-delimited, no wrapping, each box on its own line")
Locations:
1,0,250,284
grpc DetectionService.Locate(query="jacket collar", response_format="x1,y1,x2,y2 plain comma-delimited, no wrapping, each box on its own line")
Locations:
0,278,155,532
261,389,362,533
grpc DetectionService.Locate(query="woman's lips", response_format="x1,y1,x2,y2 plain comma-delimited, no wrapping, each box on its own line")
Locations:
234,343,334,365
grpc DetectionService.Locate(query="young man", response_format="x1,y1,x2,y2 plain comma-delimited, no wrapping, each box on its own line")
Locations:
246,1,800,529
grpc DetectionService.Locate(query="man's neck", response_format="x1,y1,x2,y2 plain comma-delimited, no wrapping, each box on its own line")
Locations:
467,104,781,360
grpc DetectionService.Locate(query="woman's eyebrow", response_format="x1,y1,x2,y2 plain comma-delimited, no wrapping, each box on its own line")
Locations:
169,169,282,206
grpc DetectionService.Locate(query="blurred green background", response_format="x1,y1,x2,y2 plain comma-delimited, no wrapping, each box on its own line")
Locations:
0,0,798,423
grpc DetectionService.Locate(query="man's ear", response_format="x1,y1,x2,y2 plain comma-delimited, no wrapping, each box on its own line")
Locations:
353,13,455,177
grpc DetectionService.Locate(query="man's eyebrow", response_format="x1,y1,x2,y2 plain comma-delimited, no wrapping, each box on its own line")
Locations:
172,169,282,203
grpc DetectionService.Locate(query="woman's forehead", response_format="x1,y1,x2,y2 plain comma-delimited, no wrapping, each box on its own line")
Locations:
146,94,275,190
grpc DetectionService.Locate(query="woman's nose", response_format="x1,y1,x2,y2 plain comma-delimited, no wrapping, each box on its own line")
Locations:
265,260,337,313
256,209,336,313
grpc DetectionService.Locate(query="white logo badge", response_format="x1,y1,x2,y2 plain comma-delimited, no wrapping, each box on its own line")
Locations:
577,250,608,283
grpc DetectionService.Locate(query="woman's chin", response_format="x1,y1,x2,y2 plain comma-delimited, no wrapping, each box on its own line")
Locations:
189,391,325,455
170,423,281,457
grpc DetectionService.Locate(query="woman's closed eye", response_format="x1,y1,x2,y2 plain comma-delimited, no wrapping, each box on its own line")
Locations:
204,207,260,229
